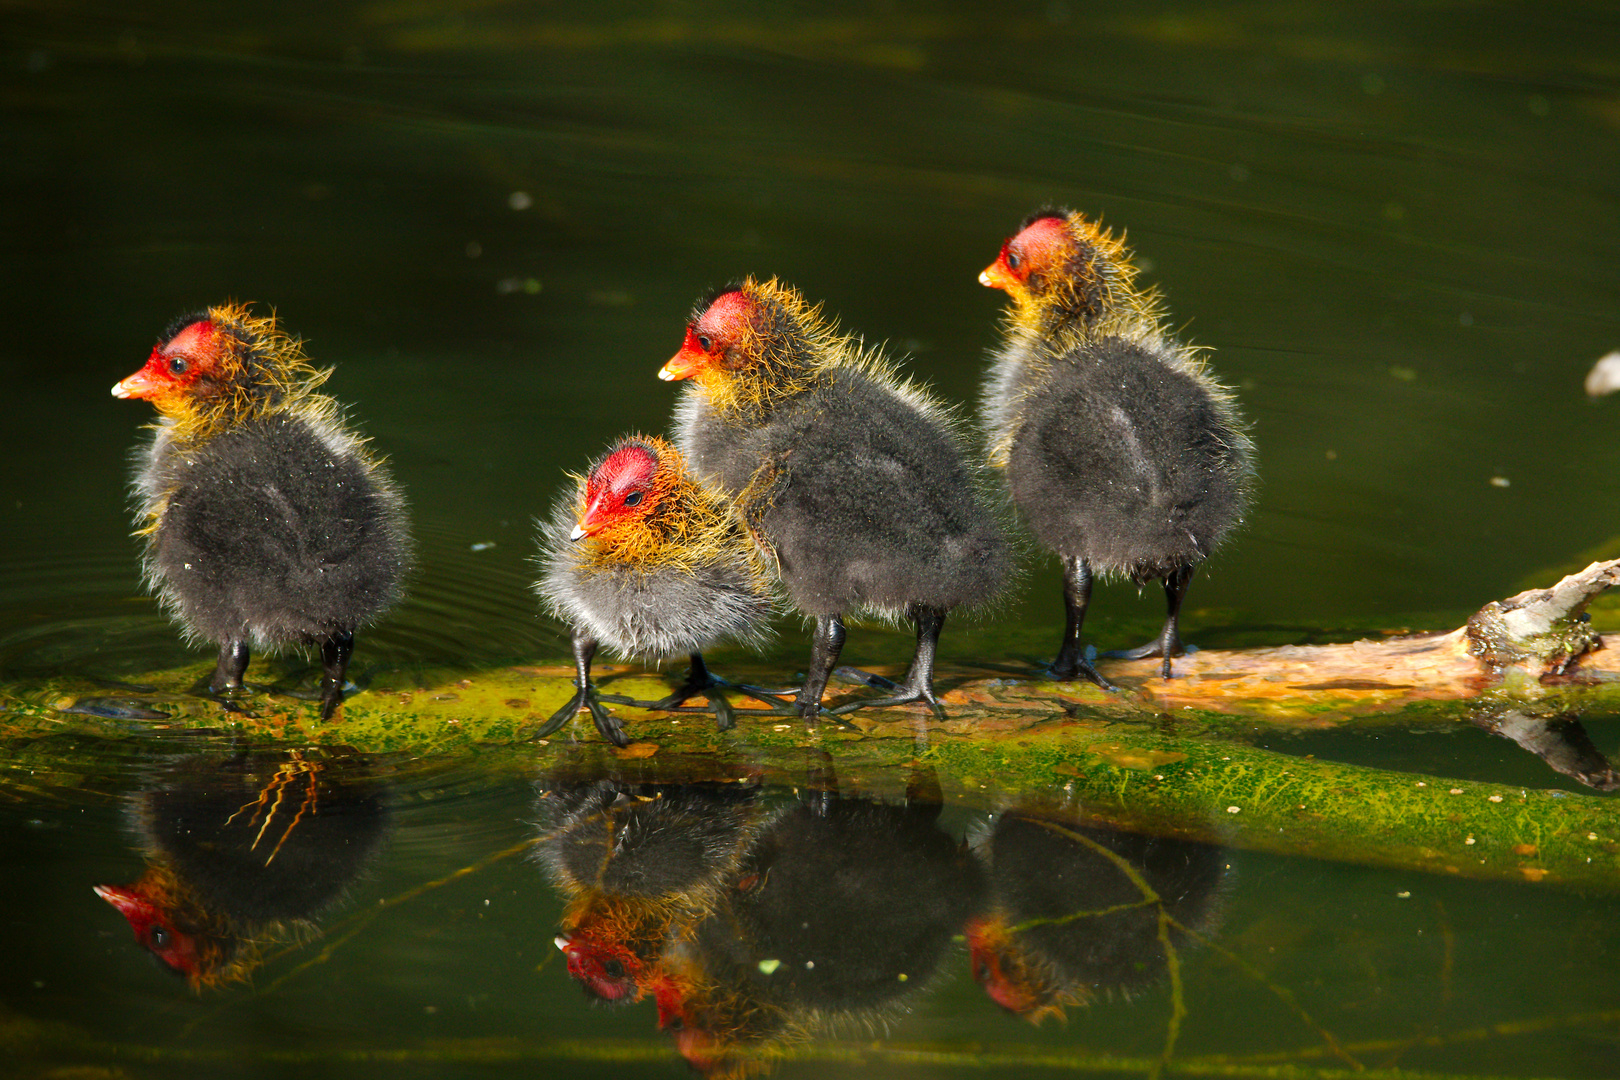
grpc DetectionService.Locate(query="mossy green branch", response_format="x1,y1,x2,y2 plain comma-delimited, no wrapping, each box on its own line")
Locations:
6,562,1620,891
5,654,1620,894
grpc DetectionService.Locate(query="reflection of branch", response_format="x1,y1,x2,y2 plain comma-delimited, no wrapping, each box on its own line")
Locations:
179,836,543,1039
1028,820,1159,897
1469,709,1620,790
1167,919,1359,1071
1001,897,1157,935
1435,900,1454,1006
54,1013,1620,1074
1372,897,1460,1072
1026,820,1192,1079
1151,905,1185,1080
263,835,544,987
1194,1008,1620,1071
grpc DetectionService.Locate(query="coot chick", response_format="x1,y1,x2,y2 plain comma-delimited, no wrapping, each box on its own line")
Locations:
534,435,775,745
660,278,1013,720
112,304,410,718
981,210,1254,685
979,208,1161,450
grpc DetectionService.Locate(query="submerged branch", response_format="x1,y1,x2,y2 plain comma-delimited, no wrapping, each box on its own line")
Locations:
11,1015,1620,1077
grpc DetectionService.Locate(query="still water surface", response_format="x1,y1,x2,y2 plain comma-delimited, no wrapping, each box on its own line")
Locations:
2,2,1618,1077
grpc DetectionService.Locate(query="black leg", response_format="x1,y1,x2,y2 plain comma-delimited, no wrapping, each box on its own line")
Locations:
797,613,846,723
1103,564,1195,678
317,631,355,720
1157,564,1193,678
1048,557,1114,690
534,634,627,746
828,605,949,718
210,639,251,693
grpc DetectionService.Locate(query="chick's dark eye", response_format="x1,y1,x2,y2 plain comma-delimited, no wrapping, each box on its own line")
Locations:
149,926,170,948
622,491,644,507
1005,252,1022,271
603,959,626,979
697,335,712,352
168,356,189,375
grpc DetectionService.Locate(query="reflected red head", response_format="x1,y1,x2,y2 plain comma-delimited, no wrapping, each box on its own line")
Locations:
94,883,206,979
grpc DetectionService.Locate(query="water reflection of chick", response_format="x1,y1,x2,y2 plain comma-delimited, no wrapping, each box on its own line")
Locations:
534,776,764,1004
966,809,1227,1023
94,749,387,989
650,766,985,1078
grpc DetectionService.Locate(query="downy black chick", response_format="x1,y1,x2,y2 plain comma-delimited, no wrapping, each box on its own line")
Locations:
113,304,411,717
661,279,1013,720
980,211,1254,686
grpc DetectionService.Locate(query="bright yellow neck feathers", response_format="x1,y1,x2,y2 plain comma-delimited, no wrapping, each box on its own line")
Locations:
578,439,756,577
1003,214,1161,347
159,304,334,444
691,277,851,420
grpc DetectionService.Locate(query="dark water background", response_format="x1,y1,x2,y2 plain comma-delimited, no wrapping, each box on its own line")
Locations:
3,2,1619,1077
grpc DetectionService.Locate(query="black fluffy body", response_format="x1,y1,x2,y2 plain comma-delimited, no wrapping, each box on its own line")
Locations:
679,367,1010,620
535,779,762,902
678,794,985,1036
1004,334,1250,583
136,410,410,668
137,751,389,926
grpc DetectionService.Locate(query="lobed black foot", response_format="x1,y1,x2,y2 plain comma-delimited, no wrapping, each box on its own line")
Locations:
1045,654,1118,692
758,614,879,730
534,634,628,746
1103,639,1178,660
789,686,863,730
826,606,950,720
735,681,800,697
601,652,800,730
832,666,900,690
1048,556,1117,689
793,613,848,728
1101,564,1197,679
826,680,946,719
535,683,628,747
1100,638,1197,679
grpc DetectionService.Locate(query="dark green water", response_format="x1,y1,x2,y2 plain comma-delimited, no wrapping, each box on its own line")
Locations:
3,2,1619,1077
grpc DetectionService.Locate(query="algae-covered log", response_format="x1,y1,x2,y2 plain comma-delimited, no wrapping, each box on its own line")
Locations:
7,661,1620,895
4,562,1619,892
